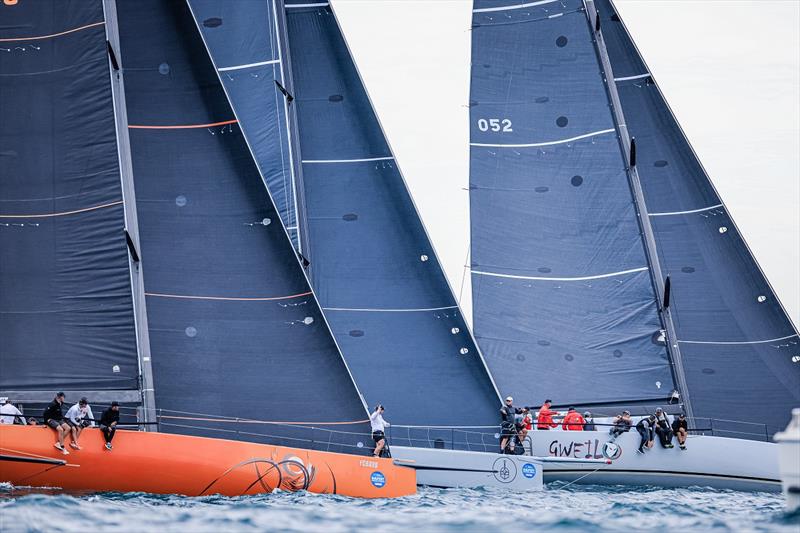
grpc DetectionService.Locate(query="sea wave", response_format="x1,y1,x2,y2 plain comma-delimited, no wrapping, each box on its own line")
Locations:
1,482,797,532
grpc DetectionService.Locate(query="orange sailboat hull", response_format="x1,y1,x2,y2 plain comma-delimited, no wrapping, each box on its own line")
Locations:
0,425,415,498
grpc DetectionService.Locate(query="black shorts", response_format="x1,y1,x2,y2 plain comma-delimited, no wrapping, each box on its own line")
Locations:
46,419,64,429
501,423,515,437
372,430,385,444
65,419,79,428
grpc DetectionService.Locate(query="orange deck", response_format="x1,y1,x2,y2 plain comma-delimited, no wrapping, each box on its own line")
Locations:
0,425,416,498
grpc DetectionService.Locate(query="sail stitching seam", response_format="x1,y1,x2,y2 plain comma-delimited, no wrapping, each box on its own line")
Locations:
470,128,615,148
472,266,648,281
0,21,105,42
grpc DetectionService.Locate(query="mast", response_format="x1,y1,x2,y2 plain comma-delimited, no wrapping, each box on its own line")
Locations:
583,0,694,420
102,0,157,428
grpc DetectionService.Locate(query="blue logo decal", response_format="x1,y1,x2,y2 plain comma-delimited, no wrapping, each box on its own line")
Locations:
371,471,386,488
522,463,537,479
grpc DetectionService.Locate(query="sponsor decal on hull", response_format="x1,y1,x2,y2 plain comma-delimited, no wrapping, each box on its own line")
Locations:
492,457,517,483
522,463,537,479
371,471,386,488
549,438,622,461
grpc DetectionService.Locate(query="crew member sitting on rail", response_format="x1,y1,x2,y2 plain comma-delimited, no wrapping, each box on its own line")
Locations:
653,408,674,448
64,397,95,450
609,410,632,439
561,407,586,431
672,413,688,450
500,396,526,453
536,399,559,430
370,404,390,458
99,401,120,451
43,392,71,454
0,397,24,425
635,415,656,454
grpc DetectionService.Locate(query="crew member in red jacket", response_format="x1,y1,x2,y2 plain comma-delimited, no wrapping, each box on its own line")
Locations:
561,407,586,431
536,399,559,430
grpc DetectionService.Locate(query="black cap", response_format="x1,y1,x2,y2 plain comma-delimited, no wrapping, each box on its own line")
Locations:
56,392,65,398
544,399,552,404
79,397,88,405
111,401,119,407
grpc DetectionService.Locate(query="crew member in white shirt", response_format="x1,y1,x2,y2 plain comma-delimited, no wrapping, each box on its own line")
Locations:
369,404,390,458
0,397,24,425
64,397,95,450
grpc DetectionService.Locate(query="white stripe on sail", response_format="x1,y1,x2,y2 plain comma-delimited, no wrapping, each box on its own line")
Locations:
471,266,648,282
218,59,280,72
473,0,558,14
471,128,615,148
302,156,394,164
678,334,799,346
286,2,329,8
323,305,458,313
648,204,724,217
614,73,651,82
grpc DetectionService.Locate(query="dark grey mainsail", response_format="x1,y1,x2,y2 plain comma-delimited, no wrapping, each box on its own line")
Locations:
111,0,371,451
469,0,675,409
0,1,140,399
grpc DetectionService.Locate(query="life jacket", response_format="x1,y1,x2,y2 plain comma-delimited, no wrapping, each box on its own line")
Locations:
562,411,586,431
537,404,558,429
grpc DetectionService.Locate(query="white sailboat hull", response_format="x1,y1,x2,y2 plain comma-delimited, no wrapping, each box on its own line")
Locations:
392,446,544,490
531,430,780,492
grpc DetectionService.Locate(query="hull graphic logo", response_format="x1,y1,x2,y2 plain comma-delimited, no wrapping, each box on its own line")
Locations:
370,471,386,488
602,441,623,460
492,457,517,483
522,463,537,479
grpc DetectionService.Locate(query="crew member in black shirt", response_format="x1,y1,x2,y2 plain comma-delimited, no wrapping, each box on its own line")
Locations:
672,413,688,450
499,396,526,453
43,392,70,454
99,401,120,451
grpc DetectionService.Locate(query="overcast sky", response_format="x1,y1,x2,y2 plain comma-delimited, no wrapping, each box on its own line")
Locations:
332,0,800,327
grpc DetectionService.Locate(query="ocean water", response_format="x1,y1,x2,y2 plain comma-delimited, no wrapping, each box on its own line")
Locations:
1,483,797,532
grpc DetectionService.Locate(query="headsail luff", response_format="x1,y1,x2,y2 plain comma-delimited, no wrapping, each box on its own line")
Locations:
283,1,502,429
116,0,370,452
0,1,139,395
469,0,676,408
594,0,800,437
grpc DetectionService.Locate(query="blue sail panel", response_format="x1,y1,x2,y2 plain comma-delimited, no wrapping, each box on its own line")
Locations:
185,0,299,247
469,0,675,407
596,0,799,435
285,2,500,428
0,1,139,390
116,0,369,451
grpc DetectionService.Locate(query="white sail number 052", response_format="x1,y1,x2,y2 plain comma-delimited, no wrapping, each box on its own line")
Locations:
477,118,513,132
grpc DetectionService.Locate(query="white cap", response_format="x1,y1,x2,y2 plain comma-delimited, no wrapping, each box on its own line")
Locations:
505,396,513,401
0,397,7,404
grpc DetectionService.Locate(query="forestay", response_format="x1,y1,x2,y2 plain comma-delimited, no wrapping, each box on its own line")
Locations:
595,0,799,437
0,1,139,392
469,0,676,407
116,0,369,452
284,1,501,430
